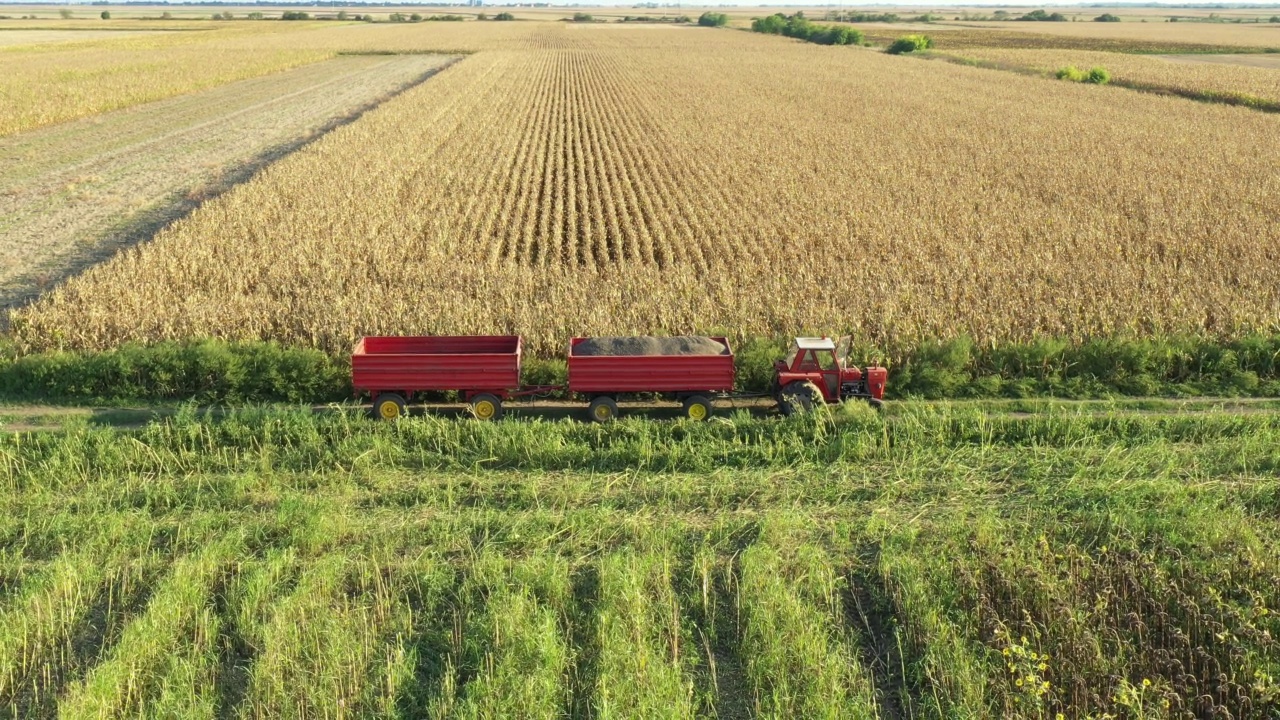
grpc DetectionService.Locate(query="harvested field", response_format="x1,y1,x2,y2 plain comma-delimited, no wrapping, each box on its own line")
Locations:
574,336,728,357
1158,52,1280,69
0,23,331,136
937,47,1280,106
0,29,168,46
0,53,456,307
952,20,1280,50
12,24,1279,357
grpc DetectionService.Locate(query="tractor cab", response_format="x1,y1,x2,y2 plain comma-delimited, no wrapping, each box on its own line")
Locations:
773,337,886,412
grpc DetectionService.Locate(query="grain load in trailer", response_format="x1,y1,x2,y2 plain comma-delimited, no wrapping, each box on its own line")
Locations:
573,336,729,357
568,336,736,422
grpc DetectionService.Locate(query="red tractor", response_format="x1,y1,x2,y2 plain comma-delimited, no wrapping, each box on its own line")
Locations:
772,337,887,415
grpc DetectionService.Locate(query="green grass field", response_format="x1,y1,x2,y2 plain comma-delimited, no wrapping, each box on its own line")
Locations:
2,403,1277,718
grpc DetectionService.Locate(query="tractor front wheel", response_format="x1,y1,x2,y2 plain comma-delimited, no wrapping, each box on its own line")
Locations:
373,393,407,421
778,382,822,416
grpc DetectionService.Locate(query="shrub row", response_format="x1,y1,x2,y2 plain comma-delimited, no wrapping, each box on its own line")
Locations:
2,335,1278,404
750,13,865,46
0,340,347,404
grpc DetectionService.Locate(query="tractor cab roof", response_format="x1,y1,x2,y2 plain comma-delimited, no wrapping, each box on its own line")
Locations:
793,337,836,351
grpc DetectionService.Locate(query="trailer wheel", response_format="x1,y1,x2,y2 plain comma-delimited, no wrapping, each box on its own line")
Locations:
469,393,504,421
373,393,407,421
588,396,618,423
778,382,821,416
683,395,713,421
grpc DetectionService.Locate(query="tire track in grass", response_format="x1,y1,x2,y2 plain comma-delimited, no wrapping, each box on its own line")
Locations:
876,535,992,719
681,545,750,720
56,531,247,718
567,562,600,720
390,557,458,718
212,549,300,720
844,549,916,719
0,532,163,718
236,553,415,718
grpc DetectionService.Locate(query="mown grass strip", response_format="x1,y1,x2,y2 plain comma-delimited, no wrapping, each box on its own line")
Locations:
591,552,699,718
445,554,572,719
736,532,879,718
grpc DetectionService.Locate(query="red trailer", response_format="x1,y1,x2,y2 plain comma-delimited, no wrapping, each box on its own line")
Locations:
354,333,882,423
567,336,735,422
352,335,533,420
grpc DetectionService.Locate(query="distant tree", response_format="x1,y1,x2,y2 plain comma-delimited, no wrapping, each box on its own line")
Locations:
59,8,72,18
161,11,172,19
572,12,593,22
697,11,728,27
1018,9,1067,22
495,11,515,21
1094,13,1121,22
389,12,407,22
477,11,489,20
281,11,310,20
336,10,348,20
100,10,110,19
1271,15,1280,22
247,11,263,19
410,13,423,22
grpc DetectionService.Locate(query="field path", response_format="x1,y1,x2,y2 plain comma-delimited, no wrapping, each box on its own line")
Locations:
0,52,457,308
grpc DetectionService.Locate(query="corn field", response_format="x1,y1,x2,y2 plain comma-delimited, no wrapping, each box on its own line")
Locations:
9,23,1280,356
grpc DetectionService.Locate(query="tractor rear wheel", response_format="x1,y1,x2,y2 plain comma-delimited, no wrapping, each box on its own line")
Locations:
373,393,407,421
683,395,713,421
778,382,822,416
588,396,619,423
470,393,504,421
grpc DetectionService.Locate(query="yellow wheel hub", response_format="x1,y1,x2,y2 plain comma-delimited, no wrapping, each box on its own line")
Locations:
474,400,496,420
688,403,707,421
594,405,612,421
378,401,401,420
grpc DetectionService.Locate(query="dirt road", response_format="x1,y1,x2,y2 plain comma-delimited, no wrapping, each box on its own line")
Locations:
0,53,457,308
